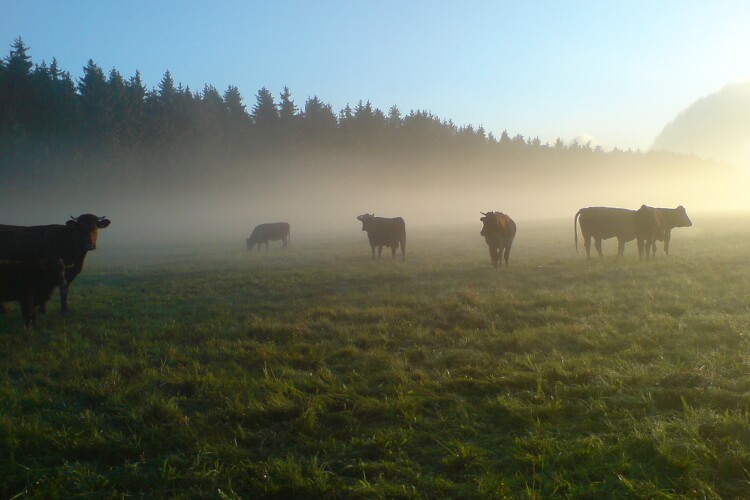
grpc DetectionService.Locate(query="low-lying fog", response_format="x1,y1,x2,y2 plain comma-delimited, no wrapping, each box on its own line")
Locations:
3,156,749,249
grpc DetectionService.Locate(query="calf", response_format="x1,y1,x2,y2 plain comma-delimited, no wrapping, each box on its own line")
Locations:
0,258,67,328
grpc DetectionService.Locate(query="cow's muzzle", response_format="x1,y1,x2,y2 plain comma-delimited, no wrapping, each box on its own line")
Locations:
88,243,96,251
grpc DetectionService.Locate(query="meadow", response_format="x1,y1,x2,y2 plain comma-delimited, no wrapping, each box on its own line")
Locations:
1,216,750,498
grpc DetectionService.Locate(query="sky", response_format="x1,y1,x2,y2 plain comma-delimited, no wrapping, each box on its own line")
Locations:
4,1,750,153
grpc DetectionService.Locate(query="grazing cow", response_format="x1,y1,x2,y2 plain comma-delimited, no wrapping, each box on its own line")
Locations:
645,205,693,257
0,258,66,328
0,214,111,312
356,213,406,260
479,211,516,267
574,207,640,258
246,222,290,251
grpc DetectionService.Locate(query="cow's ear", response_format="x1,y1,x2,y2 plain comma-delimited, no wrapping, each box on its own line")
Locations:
97,218,111,229
66,220,78,228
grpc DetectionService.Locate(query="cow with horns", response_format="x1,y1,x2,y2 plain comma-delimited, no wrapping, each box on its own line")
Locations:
0,214,111,313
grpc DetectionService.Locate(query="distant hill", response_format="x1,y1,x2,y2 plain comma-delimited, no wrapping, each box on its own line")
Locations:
652,81,750,167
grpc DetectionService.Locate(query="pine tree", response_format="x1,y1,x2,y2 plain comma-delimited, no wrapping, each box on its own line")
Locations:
251,87,278,129
278,86,296,122
1,37,34,133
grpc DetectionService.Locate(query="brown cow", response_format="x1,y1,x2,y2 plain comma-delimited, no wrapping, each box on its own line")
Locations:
479,211,516,267
575,206,659,259
0,258,66,328
0,214,111,312
357,214,406,260
635,205,661,261
645,205,693,257
246,222,290,250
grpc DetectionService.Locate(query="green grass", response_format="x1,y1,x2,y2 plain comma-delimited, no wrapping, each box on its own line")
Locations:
2,220,750,497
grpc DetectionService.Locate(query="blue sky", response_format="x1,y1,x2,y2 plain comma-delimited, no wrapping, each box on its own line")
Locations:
5,1,750,151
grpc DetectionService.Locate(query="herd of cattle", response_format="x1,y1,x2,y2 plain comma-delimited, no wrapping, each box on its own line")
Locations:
0,205,691,328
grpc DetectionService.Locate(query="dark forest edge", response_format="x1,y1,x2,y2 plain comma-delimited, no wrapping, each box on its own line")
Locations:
0,37,738,204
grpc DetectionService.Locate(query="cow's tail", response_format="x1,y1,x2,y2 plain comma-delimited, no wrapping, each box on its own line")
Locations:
574,209,582,255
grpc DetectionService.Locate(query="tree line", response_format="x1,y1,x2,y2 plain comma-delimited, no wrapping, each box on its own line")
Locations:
0,37,715,199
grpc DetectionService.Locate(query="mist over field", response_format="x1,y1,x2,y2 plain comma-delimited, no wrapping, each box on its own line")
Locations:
3,150,747,248
3,36,750,248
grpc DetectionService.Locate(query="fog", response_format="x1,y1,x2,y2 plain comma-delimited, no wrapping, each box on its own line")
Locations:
3,151,747,250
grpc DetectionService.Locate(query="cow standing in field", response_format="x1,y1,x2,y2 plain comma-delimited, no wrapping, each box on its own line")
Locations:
0,258,67,328
479,211,516,268
0,214,111,312
575,206,658,259
644,205,693,257
357,214,406,260
246,222,290,251
635,205,661,261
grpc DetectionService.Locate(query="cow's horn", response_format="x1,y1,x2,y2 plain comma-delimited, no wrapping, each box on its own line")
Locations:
480,212,487,216
69,215,77,221
99,215,107,220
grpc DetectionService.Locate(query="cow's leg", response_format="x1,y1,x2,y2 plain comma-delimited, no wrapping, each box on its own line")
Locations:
616,238,626,258
21,298,35,328
651,242,657,258
663,230,672,256
503,245,511,266
59,283,70,313
594,238,604,258
391,246,397,259
637,239,644,261
583,235,592,258
377,246,383,259
488,247,497,268
370,245,376,259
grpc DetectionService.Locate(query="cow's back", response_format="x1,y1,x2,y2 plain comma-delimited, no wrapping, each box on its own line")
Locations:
251,222,289,240
0,224,73,262
368,217,405,245
578,207,636,240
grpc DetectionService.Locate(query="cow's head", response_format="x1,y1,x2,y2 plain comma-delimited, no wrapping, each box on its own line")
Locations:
674,206,692,227
66,214,111,251
357,213,375,231
479,211,499,236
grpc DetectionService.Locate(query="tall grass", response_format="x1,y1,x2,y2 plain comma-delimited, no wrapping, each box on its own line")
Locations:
1,218,749,497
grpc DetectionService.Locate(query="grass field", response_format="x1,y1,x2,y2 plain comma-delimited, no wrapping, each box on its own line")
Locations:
2,217,750,498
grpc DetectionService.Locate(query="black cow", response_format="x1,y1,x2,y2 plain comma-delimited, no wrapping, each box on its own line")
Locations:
0,214,111,312
357,213,406,260
246,222,290,250
0,258,67,328
479,211,517,267
574,206,658,259
645,205,693,257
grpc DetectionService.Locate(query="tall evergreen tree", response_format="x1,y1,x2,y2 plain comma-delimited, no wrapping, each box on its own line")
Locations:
278,86,296,122
77,59,110,141
251,87,278,129
0,37,34,133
